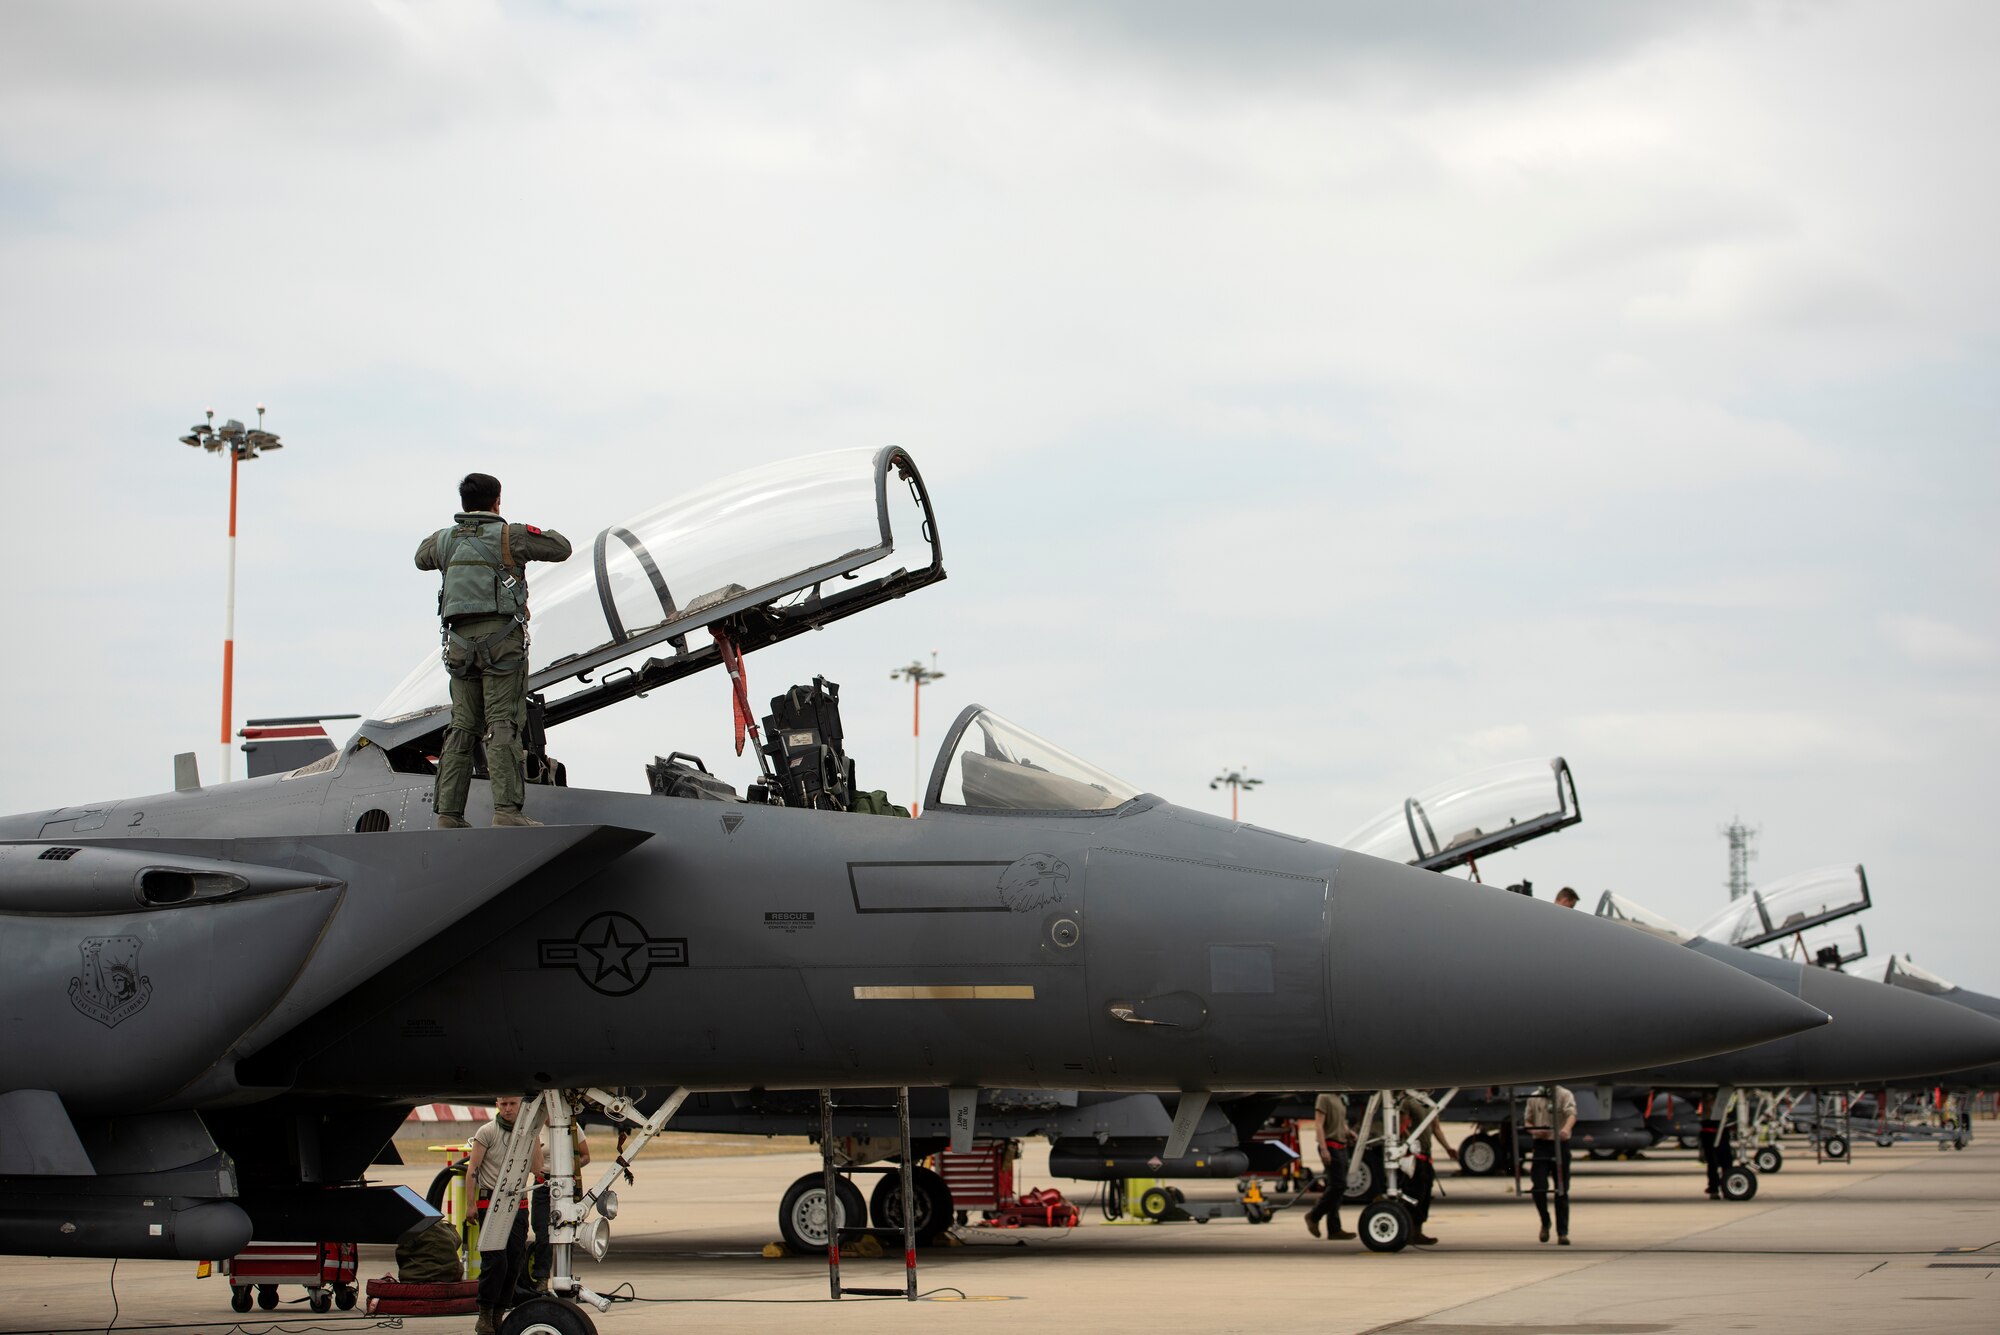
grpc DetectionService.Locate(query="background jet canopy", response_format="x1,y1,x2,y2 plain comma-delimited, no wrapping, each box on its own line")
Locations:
1338,756,1578,871
1595,891,1690,942
374,447,935,723
1884,953,1959,994
925,706,1142,813
1691,864,1871,950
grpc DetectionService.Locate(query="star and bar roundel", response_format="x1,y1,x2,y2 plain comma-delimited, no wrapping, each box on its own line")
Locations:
538,911,688,996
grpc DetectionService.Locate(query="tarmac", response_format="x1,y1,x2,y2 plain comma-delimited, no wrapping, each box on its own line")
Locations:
5,1132,1996,1334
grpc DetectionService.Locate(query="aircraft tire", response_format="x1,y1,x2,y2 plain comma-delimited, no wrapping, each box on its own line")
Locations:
501,1295,597,1335
1721,1166,1758,1201
1344,1148,1383,1203
1822,1134,1849,1160
778,1175,867,1254
867,1166,954,1243
1357,1199,1412,1253
1752,1146,1783,1174
1877,1136,1895,1149
1458,1135,1500,1177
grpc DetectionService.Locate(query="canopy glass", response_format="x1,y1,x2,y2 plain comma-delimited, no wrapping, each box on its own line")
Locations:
1340,758,1579,872
1594,891,1689,942
1883,954,1958,995
373,447,938,725
1691,865,1869,950
924,707,1141,814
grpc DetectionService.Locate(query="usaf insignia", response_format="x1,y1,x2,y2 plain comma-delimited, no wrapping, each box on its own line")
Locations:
69,936,153,1028
540,911,688,996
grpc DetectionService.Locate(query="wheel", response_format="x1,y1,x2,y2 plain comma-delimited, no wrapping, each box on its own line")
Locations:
777,1173,868,1253
1136,1186,1174,1221
256,1285,279,1311
1753,1146,1783,1174
1954,1136,1967,1151
502,1296,598,1335
335,1285,358,1310
1357,1199,1412,1253
309,1289,333,1314
1822,1133,1848,1160
1244,1201,1270,1224
425,1163,458,1210
1678,1133,1703,1151
1877,1136,1895,1149
1344,1147,1382,1203
868,1166,955,1243
1721,1165,1758,1201
229,1286,253,1313
1458,1135,1499,1177
1587,1147,1617,1161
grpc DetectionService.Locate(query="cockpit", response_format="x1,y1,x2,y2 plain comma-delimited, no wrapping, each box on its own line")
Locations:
1340,757,1579,874
349,447,1153,822
1883,954,1958,995
923,707,1142,814
1594,892,1689,942
1688,865,1870,952
1772,920,1869,971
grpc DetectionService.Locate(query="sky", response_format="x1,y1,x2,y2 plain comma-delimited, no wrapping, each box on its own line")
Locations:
1,1,1994,983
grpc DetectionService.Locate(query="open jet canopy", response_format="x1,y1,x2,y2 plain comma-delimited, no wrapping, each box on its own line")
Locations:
1340,757,1579,873
370,446,942,744
923,706,1143,813
1883,953,1959,995
1691,864,1870,951
1595,891,1690,942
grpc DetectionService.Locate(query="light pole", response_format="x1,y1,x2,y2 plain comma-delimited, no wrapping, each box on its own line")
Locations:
889,653,945,815
1211,767,1263,822
178,406,284,783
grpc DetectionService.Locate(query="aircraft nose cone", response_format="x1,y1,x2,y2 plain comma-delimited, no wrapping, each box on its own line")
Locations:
1321,853,1828,1089
1796,966,2000,1084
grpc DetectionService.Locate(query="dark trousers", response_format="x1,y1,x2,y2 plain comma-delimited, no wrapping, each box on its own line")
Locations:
1530,1141,1571,1235
528,1182,552,1287
476,1204,529,1310
1699,1120,1733,1192
1305,1144,1350,1230
1403,1156,1436,1228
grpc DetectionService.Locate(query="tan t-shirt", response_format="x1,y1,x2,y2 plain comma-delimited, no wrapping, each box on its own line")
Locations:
1314,1093,1351,1148
1524,1086,1579,1136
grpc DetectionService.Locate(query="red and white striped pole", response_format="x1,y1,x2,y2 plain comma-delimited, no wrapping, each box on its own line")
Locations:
889,654,944,816
221,439,239,782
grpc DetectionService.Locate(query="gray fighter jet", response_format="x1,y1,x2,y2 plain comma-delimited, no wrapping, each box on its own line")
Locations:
1451,874,2000,1196
1878,955,2000,1090
0,449,1827,1320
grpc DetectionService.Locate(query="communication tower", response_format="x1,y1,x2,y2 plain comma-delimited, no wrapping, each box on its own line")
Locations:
1722,818,1759,901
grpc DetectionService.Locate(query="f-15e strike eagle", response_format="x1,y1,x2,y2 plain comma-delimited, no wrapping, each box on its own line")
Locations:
0,448,1826,1323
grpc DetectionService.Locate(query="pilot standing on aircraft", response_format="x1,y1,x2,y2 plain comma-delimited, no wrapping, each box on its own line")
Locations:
1524,1084,1577,1244
1397,1093,1456,1246
1303,1091,1356,1240
467,1095,544,1335
415,473,571,829
1554,887,1580,909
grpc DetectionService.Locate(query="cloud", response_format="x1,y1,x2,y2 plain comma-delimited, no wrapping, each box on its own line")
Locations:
1880,614,1996,666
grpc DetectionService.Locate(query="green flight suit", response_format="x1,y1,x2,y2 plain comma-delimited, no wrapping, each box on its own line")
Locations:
415,512,573,817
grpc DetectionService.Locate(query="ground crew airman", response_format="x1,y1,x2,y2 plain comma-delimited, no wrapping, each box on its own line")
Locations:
1524,1083,1577,1244
1396,1093,1456,1246
1303,1091,1355,1240
415,473,571,828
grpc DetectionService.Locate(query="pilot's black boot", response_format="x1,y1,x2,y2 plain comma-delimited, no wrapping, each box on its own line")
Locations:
474,1307,499,1335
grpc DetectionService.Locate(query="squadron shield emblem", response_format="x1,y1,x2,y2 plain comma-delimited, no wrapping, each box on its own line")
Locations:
69,936,153,1028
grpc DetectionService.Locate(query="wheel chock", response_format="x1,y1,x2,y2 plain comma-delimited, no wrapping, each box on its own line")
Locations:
761,1242,787,1259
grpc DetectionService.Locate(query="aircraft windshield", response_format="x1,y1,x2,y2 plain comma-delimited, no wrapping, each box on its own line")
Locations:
1339,758,1579,872
374,448,935,723
925,707,1141,813
1594,892,1689,942
1691,865,1870,950
1883,954,1958,994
